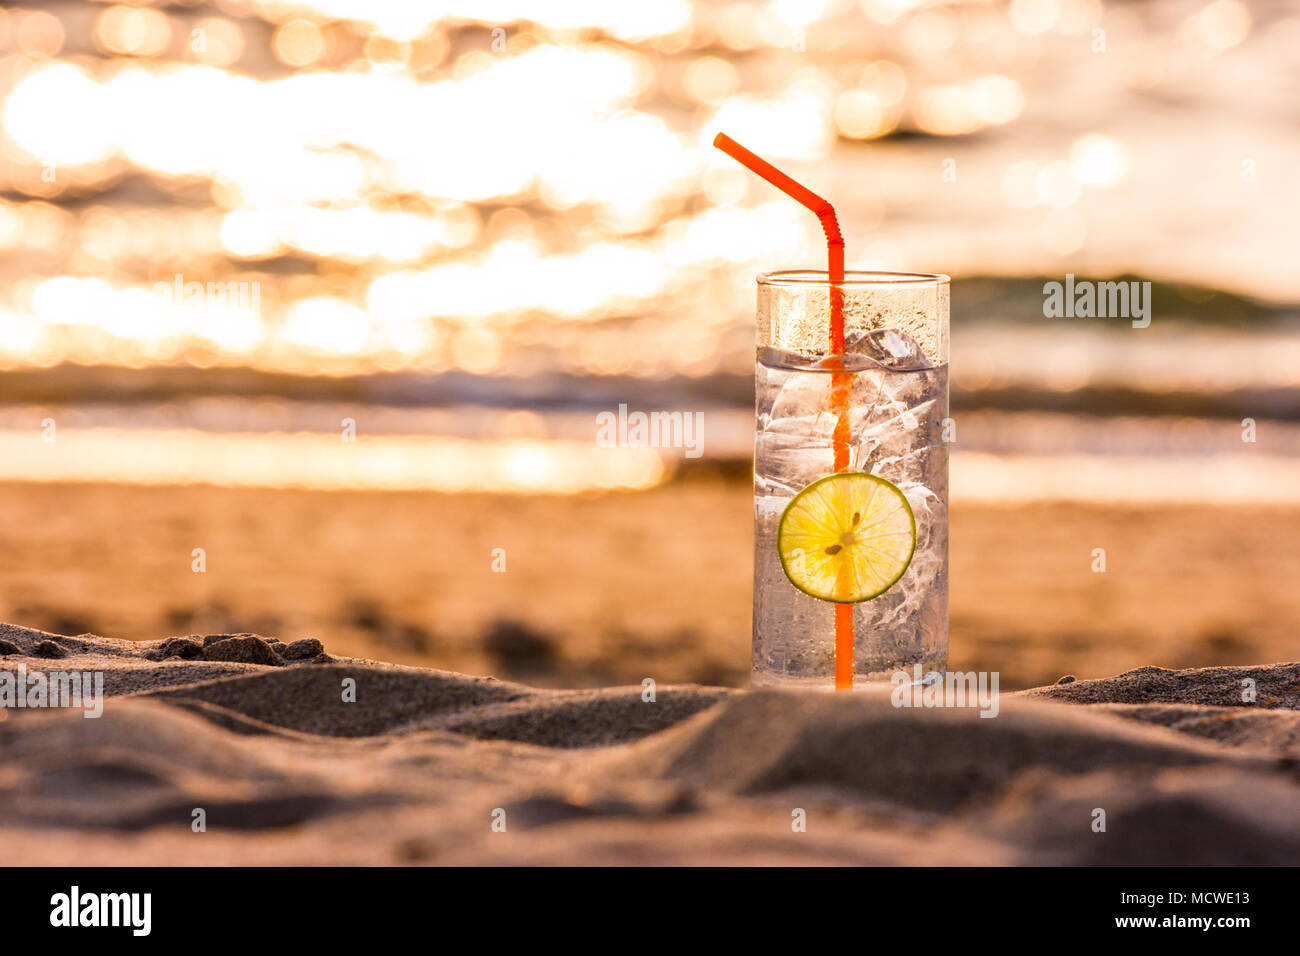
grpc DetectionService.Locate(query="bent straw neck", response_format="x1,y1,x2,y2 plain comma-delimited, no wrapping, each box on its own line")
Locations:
817,204,844,255
712,134,844,276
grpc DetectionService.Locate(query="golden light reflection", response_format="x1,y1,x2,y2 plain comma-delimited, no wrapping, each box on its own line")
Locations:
0,307,39,355
14,10,65,56
912,75,1022,136
833,90,892,140
862,0,920,27
770,0,829,29
3,45,674,216
95,6,172,58
956,453,1300,505
1035,160,1081,208
0,0,1285,402
3,63,114,165
0,0,1287,523
682,56,739,104
914,85,980,136
706,91,831,159
273,19,326,67
1182,0,1251,56
191,18,245,68
699,164,747,204
716,3,764,50
1008,0,1060,35
448,326,503,374
971,75,1024,126
1068,134,1128,187
859,60,906,106
0,193,813,375
0,203,21,247
1002,138,1120,212
0,199,72,250
28,276,263,354
258,0,691,43
902,9,959,59
279,298,371,354
365,239,673,324
1056,0,1103,36
0,429,669,494
1039,208,1086,254
1002,160,1040,208
221,204,477,263
663,202,807,266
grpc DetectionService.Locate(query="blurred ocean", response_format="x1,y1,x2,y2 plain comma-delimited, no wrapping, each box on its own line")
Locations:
1,0,1297,497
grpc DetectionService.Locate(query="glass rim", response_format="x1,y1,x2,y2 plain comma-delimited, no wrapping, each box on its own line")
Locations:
757,269,950,287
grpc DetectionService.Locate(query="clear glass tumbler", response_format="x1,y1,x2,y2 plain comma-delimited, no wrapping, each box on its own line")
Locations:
752,271,949,689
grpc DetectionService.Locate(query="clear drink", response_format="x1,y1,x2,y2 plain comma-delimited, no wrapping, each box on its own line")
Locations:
752,271,949,688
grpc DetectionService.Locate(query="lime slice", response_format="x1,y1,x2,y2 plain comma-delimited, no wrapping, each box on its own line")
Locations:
777,472,916,603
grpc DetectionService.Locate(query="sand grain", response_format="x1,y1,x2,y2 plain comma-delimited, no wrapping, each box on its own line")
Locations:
2,623,1297,865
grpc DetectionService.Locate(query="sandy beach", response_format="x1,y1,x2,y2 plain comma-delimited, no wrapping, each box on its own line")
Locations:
2,0,1297,881
0,622,1296,865
1,480,1297,691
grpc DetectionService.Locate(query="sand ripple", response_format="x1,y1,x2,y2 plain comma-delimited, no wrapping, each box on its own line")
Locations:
1,623,1297,864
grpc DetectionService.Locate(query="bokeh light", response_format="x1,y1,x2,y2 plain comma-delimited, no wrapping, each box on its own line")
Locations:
0,0,1294,496
1182,0,1251,56
15,9,65,56
1069,134,1129,187
273,19,326,67
1009,0,1060,35
95,6,172,57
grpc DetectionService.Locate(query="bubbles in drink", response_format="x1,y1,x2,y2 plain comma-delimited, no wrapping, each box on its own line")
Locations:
753,340,949,686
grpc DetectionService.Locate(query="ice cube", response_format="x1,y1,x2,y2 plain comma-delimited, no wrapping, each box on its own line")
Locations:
768,369,831,424
845,328,933,370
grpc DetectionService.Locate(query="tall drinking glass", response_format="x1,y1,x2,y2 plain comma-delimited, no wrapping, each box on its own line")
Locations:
753,271,949,689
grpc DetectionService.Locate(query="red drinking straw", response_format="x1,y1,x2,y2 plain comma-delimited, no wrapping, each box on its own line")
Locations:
713,133,856,691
